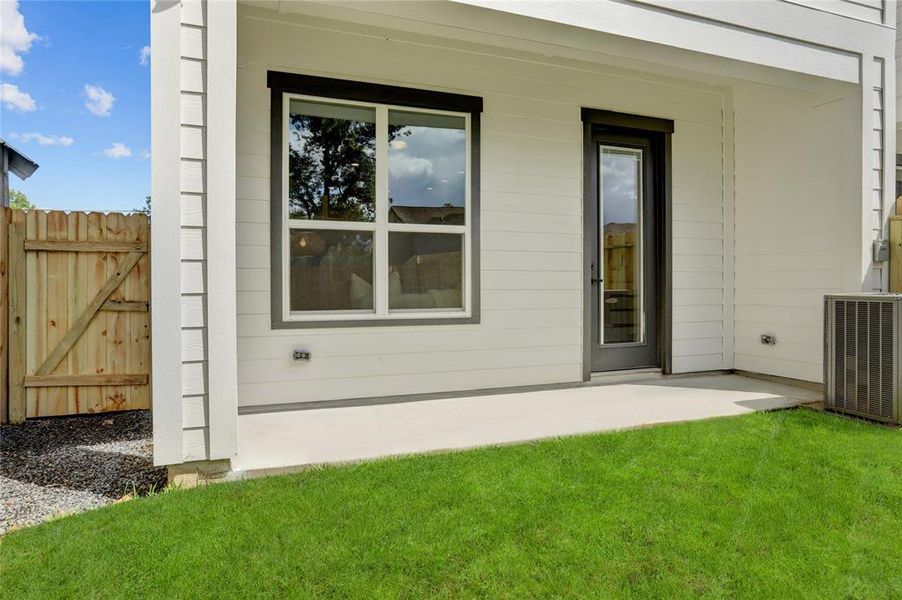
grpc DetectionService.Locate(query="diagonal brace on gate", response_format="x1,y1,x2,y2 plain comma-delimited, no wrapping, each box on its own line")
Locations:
34,251,145,377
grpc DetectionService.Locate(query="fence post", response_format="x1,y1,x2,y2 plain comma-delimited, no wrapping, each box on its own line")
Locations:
0,208,8,423
8,209,26,424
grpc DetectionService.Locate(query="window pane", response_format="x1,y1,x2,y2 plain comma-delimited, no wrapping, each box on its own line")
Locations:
288,99,376,222
389,232,463,310
388,111,466,225
289,229,373,312
600,147,643,344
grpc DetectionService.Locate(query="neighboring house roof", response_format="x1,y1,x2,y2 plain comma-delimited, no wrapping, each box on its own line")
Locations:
0,139,40,180
389,205,465,225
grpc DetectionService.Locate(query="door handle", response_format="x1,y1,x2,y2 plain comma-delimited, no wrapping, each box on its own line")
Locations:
589,263,604,285
590,263,603,285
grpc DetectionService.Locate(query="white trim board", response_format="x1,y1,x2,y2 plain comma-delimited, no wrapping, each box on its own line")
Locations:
151,0,184,466
206,0,239,461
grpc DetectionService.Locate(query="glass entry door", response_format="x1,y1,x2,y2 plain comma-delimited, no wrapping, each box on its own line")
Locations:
590,134,658,371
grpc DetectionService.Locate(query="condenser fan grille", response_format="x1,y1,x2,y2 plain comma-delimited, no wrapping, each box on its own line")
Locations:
825,296,898,423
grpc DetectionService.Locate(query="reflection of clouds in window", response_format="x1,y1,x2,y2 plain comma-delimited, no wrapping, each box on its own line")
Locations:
389,153,434,180
389,121,465,210
602,150,639,226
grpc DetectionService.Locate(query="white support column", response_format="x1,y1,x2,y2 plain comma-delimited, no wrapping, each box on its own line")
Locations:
206,0,239,460
151,0,184,466
881,49,896,292
860,53,894,293
721,89,735,370
860,53,879,292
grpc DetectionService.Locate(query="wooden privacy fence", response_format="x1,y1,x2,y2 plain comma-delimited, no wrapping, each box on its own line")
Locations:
891,192,902,292
1,209,151,424
892,216,902,293
603,229,636,289
603,229,638,343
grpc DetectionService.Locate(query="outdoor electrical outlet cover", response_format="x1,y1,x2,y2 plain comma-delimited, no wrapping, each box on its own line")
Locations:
873,239,889,262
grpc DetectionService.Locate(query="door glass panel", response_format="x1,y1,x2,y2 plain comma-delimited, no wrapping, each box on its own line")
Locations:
600,146,643,344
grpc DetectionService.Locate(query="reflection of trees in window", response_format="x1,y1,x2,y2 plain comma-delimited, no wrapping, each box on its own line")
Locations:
289,117,410,221
289,115,377,221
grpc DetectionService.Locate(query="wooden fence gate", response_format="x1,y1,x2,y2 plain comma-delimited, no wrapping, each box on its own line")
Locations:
1,208,151,424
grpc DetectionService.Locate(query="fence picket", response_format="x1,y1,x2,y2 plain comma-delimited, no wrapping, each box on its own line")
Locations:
8,210,27,423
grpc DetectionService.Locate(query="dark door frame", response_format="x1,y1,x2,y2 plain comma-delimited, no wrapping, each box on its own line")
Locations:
581,108,673,380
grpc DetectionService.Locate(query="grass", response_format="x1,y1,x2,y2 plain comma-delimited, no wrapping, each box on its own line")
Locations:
2,409,900,599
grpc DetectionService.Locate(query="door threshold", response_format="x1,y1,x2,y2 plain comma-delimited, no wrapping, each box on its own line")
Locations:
590,367,663,384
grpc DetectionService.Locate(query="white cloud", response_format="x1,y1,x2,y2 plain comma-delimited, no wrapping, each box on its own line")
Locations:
0,1,39,76
84,84,115,117
103,143,132,159
139,148,151,159
388,154,434,180
139,45,150,67
10,132,74,146
0,83,36,112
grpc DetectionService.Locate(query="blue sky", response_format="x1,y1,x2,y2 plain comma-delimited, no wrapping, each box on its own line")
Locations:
1,0,149,212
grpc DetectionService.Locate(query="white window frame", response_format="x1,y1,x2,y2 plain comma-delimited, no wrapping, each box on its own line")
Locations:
280,92,473,323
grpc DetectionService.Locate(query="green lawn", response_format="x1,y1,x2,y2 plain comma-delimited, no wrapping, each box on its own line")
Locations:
2,410,900,599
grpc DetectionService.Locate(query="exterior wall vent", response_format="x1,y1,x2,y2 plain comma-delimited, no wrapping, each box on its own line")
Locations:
824,294,901,424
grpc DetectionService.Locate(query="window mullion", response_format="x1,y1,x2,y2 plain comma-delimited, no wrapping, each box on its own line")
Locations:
286,219,377,231
375,105,389,316
385,223,467,235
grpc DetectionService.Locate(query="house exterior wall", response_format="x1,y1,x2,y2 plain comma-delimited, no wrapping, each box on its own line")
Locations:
732,80,860,382
152,0,895,465
233,4,730,409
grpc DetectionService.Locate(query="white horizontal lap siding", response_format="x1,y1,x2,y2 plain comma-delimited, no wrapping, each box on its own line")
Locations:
180,0,208,462
733,81,859,383
234,7,728,406
782,0,884,24
671,119,727,374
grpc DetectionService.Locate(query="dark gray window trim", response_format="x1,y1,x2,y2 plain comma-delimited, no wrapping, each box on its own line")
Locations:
267,71,483,113
268,71,481,329
581,108,675,134
581,108,674,380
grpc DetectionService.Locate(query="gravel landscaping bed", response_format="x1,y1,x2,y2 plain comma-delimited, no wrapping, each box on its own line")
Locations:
0,411,166,534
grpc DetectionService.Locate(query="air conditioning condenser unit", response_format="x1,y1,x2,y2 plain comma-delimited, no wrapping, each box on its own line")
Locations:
824,294,901,425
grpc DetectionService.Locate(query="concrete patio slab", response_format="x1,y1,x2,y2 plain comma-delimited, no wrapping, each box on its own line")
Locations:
233,374,820,476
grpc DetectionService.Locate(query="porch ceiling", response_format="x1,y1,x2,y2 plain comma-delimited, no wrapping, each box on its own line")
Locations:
237,0,845,94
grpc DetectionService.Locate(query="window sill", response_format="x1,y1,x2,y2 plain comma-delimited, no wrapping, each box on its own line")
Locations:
271,313,479,329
